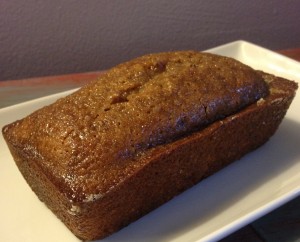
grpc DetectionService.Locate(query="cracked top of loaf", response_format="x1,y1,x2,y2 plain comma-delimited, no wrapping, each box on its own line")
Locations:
3,51,269,202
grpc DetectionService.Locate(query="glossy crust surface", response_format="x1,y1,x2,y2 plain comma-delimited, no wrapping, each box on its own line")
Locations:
2,51,298,240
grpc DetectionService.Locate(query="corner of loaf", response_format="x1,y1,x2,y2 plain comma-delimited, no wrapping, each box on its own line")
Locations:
2,51,298,240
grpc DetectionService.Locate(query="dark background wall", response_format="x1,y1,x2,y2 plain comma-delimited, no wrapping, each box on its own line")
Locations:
1,0,300,81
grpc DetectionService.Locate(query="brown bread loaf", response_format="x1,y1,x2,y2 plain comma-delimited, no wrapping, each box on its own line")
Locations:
2,51,298,240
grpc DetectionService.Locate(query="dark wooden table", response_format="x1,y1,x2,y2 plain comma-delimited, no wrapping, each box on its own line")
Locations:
0,49,299,242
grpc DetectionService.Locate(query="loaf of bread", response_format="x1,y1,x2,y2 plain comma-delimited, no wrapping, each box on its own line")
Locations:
2,51,298,240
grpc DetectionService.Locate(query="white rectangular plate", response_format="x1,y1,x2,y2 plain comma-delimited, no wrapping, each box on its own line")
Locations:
0,40,299,242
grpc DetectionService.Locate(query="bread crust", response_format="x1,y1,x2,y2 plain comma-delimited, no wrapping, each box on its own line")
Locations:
2,52,298,240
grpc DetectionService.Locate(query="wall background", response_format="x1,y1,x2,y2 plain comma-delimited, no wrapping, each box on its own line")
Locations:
1,0,300,81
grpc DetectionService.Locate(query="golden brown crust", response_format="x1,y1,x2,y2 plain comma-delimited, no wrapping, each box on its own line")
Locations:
2,51,298,240
2,51,269,200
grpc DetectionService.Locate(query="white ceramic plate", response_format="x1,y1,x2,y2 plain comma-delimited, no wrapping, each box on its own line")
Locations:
0,40,299,242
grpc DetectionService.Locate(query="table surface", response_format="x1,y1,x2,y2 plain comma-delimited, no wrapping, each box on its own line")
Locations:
0,48,299,242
